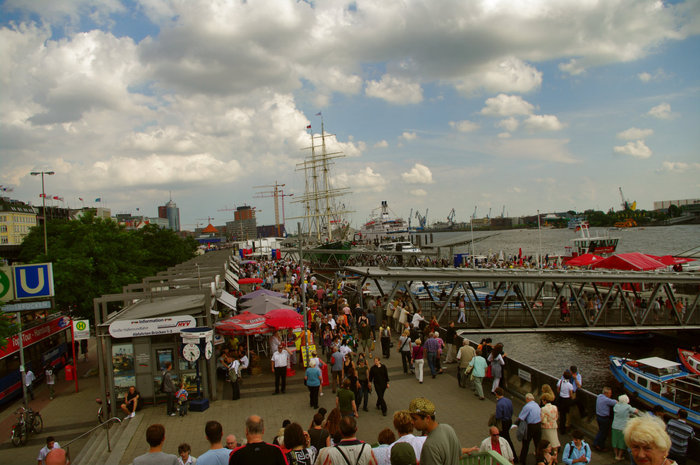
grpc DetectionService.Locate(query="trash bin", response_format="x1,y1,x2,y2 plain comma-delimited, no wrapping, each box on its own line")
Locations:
64,364,74,381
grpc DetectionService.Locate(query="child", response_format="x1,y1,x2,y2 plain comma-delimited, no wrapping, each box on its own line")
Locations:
175,382,188,416
177,443,196,465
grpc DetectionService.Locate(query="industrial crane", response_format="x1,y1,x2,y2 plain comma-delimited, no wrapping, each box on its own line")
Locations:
501,205,506,218
447,208,456,225
254,181,292,237
618,187,637,211
414,209,428,229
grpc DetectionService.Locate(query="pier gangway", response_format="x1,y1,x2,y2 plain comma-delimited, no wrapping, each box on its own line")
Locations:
342,266,700,332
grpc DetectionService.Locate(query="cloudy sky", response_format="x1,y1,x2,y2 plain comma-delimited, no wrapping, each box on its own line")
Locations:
1,0,698,230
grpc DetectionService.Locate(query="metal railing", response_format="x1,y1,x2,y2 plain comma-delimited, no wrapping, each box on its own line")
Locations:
63,417,121,463
461,450,513,465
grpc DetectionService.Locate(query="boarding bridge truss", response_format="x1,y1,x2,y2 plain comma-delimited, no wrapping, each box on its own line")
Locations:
343,266,700,333
281,247,439,270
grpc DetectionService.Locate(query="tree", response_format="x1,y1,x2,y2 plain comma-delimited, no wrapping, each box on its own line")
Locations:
0,308,16,351
667,204,681,218
18,214,197,320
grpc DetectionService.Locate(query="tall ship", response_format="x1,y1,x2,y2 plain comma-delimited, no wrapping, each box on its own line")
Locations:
290,119,353,243
358,201,409,241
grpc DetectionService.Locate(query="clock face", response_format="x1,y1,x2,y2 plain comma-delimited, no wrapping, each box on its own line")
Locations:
183,343,200,362
204,341,213,360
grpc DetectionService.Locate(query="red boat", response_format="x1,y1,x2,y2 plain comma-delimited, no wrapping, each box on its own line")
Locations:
678,348,700,375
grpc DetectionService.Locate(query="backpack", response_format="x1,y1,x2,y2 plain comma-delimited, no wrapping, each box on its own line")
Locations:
228,365,239,383
566,441,589,459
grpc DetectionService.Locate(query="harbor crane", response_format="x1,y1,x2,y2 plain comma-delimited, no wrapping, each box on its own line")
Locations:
408,208,413,229
501,205,506,218
487,207,492,219
618,187,637,211
415,209,428,229
447,208,456,226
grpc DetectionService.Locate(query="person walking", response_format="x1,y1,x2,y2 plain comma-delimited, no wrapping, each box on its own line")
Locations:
358,319,372,354
444,322,457,363
411,338,425,383
593,386,616,451
162,362,176,417
398,329,412,374
229,355,242,400
369,356,390,416
468,349,488,400
305,359,322,409
540,392,560,458
44,365,56,400
356,356,370,412
330,345,344,393
271,343,291,395
488,343,506,394
556,370,574,434
495,387,517,463
379,320,391,358
612,395,638,461
424,332,440,378
456,339,476,388
517,393,542,465
23,368,35,400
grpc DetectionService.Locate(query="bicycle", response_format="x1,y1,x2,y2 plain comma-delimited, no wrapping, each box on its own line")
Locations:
10,407,43,447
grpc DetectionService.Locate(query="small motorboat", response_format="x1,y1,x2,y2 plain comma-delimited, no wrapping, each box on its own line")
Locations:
610,356,700,428
678,348,700,376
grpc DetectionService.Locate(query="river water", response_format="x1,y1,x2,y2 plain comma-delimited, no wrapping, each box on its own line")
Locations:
414,224,700,392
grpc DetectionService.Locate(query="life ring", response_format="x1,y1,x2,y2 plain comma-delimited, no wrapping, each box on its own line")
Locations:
626,361,639,367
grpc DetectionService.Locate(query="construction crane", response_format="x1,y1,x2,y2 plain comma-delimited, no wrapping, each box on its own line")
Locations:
196,217,215,227
254,181,292,237
487,207,492,219
217,205,237,215
415,209,428,229
618,187,637,211
500,205,506,218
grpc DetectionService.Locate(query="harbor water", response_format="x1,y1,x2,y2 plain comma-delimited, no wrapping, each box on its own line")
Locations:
413,225,700,393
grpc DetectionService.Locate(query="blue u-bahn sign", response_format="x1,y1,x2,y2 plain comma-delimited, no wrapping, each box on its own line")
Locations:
13,263,54,299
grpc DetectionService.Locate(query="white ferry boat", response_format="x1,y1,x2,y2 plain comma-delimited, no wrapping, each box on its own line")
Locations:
359,201,409,240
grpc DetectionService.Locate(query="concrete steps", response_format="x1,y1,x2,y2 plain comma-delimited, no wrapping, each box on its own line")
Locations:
72,414,141,465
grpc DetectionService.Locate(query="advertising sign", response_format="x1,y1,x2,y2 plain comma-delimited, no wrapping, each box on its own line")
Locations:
109,316,196,338
0,316,71,359
13,263,54,299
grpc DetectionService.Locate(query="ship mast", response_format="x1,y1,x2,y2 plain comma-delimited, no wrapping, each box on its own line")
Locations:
291,119,353,243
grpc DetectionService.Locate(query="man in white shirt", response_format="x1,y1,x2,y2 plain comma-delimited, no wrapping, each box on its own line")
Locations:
271,344,290,394
37,437,60,465
411,310,425,329
23,369,36,400
479,426,514,464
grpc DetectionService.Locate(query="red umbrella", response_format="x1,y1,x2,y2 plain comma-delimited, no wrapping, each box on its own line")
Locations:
566,253,604,267
238,277,263,284
215,311,272,336
264,308,304,329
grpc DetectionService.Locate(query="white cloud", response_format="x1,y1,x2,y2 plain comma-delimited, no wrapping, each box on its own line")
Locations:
523,115,564,132
657,161,700,172
498,117,519,132
647,103,675,120
401,132,417,141
497,132,512,139
365,74,423,104
481,94,534,117
638,69,668,82
374,140,389,148
488,138,578,164
401,163,433,184
333,167,384,192
614,140,652,158
449,120,479,132
455,57,542,94
617,127,654,140
559,59,585,76
410,189,427,196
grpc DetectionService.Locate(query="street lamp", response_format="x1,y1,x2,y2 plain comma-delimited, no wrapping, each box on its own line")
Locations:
30,170,54,255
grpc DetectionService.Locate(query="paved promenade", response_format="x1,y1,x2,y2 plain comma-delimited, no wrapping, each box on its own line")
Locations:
1,337,676,465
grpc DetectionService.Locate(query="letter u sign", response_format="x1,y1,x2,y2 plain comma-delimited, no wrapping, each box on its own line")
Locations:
13,263,54,299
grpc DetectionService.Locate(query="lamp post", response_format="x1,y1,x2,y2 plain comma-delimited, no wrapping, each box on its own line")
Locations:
30,170,54,255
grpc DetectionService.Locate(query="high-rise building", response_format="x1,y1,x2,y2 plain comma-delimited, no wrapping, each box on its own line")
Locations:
158,199,180,231
228,205,256,240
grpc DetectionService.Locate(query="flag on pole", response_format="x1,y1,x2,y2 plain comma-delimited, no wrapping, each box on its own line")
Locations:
52,196,59,200
306,124,311,129
79,197,84,201
39,193,47,198
315,112,322,116
95,198,102,202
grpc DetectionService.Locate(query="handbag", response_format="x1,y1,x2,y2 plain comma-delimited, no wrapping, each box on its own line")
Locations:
485,365,493,378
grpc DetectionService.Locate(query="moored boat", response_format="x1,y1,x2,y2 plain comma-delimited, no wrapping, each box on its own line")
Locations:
359,201,409,240
679,348,700,376
583,331,653,343
568,224,620,256
609,355,700,428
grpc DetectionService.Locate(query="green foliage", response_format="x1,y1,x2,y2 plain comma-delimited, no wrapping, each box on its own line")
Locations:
582,208,668,227
18,214,197,320
667,204,681,218
0,309,16,350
